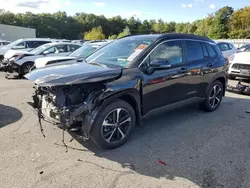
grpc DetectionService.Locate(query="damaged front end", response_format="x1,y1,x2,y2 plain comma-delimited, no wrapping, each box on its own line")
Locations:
32,82,105,139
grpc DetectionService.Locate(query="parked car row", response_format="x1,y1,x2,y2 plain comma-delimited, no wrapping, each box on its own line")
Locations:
0,38,111,76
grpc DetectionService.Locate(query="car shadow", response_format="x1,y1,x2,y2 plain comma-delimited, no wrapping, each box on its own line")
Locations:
69,96,250,187
0,104,23,128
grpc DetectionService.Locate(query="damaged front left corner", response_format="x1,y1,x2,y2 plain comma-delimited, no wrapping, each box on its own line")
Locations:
31,82,106,139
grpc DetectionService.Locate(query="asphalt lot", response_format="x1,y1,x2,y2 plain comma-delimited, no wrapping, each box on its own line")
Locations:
1,72,250,188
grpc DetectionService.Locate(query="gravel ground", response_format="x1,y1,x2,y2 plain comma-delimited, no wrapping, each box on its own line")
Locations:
1,72,250,188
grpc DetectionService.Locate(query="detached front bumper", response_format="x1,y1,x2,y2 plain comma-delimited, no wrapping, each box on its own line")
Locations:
2,59,21,74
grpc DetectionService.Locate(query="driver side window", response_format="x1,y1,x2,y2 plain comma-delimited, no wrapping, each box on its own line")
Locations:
149,40,183,65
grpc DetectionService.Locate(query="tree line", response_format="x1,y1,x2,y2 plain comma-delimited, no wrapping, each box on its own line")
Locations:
0,6,249,40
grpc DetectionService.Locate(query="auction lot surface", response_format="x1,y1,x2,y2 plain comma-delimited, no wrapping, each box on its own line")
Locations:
1,72,250,188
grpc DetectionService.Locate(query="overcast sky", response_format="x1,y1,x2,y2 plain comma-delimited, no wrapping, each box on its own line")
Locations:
0,0,249,22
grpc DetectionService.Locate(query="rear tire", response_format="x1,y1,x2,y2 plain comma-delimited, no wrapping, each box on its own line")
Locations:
90,100,136,149
200,80,224,112
20,62,34,77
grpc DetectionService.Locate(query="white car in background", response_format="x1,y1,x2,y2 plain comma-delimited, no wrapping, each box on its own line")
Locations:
3,42,81,76
228,52,250,80
0,38,54,64
0,40,11,48
33,41,110,69
216,42,237,59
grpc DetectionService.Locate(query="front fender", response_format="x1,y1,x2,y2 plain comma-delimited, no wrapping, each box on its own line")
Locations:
82,88,141,135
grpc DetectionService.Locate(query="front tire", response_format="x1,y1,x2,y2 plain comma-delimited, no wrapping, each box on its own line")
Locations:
20,62,34,77
90,100,136,149
200,80,224,112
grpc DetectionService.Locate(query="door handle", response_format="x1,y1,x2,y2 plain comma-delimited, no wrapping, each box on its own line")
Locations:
179,67,187,73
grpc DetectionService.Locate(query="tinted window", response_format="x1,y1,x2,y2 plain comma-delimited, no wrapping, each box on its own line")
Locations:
186,41,203,61
149,40,183,65
27,41,50,48
205,43,217,57
46,45,68,54
202,43,209,58
218,43,229,51
67,45,80,52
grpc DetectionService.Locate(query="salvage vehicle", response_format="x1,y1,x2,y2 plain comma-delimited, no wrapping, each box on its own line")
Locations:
228,52,250,80
0,38,53,64
32,41,110,70
26,34,227,149
2,42,81,76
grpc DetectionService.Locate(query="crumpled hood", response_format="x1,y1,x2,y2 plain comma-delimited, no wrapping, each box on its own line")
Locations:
35,56,76,68
25,62,122,87
4,49,34,59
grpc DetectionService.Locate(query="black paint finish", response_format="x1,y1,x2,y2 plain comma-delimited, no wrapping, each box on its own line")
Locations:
26,34,227,117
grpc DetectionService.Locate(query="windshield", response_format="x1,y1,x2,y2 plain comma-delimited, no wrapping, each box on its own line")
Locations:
69,43,101,58
239,44,249,49
30,44,53,54
85,37,155,67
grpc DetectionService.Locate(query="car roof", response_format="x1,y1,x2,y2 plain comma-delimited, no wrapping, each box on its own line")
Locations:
121,33,214,43
216,41,234,45
18,38,53,42
46,42,81,46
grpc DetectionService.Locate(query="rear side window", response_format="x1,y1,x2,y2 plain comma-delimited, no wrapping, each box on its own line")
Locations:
228,44,234,50
218,43,229,51
201,43,209,58
27,41,51,48
205,43,217,57
67,45,80,52
185,41,203,61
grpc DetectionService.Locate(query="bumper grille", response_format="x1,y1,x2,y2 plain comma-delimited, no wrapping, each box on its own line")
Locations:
232,63,250,70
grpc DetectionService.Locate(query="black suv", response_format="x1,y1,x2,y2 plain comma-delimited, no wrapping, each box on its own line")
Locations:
26,34,227,149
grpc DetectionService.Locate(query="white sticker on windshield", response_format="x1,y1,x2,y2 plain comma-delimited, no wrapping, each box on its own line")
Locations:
127,49,143,61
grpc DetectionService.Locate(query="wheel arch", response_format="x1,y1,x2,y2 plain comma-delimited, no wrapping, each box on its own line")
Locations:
20,61,35,75
83,89,141,135
206,74,227,96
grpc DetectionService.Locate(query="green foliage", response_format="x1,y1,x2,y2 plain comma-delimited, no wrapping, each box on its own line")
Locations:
0,6,250,39
117,26,131,38
108,34,117,39
84,26,105,40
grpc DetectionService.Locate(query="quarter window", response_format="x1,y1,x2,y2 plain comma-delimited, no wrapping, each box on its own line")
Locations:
205,43,217,57
202,43,209,58
149,40,183,65
185,41,203,61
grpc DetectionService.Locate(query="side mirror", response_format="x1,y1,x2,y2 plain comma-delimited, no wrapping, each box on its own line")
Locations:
150,59,171,69
43,50,50,55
